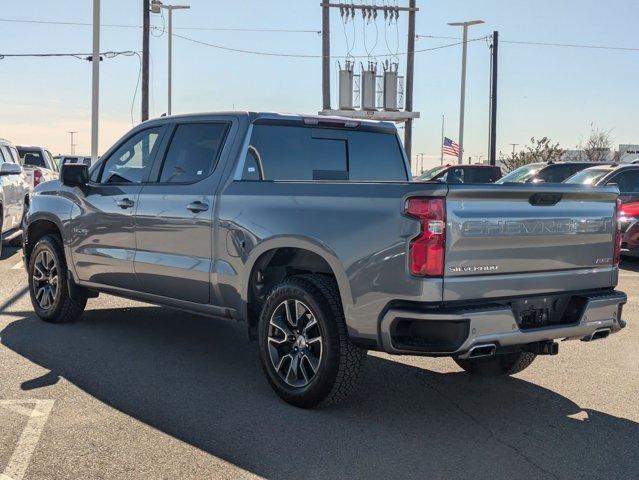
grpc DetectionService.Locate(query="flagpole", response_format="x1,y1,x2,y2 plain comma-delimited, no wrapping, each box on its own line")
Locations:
440,115,444,166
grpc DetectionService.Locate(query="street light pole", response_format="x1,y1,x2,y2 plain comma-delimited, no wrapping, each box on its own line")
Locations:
154,2,190,115
448,19,484,165
91,0,100,164
68,131,77,155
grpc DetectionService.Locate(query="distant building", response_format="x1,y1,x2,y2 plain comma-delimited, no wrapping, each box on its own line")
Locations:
618,144,639,163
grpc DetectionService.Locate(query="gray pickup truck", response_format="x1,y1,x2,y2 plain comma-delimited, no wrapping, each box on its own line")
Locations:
23,112,627,408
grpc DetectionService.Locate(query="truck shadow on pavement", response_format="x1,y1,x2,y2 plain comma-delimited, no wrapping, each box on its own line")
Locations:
2,306,638,480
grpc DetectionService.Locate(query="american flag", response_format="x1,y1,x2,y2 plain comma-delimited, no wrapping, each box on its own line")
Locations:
442,137,460,157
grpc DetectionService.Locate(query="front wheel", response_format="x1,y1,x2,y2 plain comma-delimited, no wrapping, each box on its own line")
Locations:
454,351,536,376
28,234,86,323
258,274,366,408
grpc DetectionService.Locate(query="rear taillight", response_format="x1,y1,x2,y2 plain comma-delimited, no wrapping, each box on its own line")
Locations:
33,168,43,187
620,201,639,219
405,197,445,276
614,198,622,266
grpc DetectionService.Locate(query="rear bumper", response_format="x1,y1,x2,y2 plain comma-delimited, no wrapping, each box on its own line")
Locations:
379,290,627,356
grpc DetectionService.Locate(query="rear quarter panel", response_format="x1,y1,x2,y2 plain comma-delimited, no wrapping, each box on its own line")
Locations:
216,181,447,344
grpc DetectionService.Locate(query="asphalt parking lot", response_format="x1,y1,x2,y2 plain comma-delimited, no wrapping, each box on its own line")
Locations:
0,245,637,480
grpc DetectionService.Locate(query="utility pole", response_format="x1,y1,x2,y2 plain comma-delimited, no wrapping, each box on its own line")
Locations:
404,0,416,165
488,30,498,166
321,2,330,110
67,131,77,155
91,0,100,164
142,0,150,121
509,143,519,154
448,19,484,165
153,1,190,115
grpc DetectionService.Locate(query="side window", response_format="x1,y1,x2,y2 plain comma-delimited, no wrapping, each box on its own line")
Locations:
607,170,639,193
1,146,14,163
9,147,20,164
99,127,162,184
0,146,6,163
159,123,228,183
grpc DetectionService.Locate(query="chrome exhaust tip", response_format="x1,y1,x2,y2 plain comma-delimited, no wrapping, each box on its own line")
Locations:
463,343,497,359
582,328,611,342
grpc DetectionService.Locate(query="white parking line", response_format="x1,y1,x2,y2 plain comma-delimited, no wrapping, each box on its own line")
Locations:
10,262,23,270
619,273,639,277
0,400,54,480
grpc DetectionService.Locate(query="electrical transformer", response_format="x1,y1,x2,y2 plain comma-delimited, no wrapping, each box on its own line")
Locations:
383,66,399,111
360,62,377,111
338,61,355,110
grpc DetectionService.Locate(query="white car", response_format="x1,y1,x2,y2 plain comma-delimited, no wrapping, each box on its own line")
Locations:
17,145,59,187
0,138,32,255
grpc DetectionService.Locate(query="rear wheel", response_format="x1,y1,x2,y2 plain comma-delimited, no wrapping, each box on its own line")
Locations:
454,351,536,376
28,234,86,323
258,274,366,408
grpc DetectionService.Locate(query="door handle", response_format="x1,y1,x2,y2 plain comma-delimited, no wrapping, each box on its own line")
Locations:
116,198,135,209
187,201,209,213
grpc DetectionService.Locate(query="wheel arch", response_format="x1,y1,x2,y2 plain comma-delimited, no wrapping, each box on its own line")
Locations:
242,237,353,340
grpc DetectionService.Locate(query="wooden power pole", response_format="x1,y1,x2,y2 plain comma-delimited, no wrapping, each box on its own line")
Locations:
404,0,416,164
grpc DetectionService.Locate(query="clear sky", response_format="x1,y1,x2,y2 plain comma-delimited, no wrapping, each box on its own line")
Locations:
0,0,637,172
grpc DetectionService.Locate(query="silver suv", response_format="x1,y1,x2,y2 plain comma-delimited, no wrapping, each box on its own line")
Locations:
0,138,32,256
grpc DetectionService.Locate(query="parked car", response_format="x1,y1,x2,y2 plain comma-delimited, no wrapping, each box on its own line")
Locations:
415,164,501,183
565,164,639,257
17,145,59,187
497,161,611,184
1,138,32,255
23,112,627,408
57,155,92,170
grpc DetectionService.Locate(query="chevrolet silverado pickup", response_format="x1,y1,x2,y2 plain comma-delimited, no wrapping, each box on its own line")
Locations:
23,112,627,408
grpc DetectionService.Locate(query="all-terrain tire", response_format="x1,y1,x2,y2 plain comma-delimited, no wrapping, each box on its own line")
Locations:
28,234,87,323
454,351,537,376
258,274,366,408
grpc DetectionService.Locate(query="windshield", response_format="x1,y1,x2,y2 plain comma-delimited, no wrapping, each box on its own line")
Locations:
416,166,447,181
496,163,544,183
564,167,611,185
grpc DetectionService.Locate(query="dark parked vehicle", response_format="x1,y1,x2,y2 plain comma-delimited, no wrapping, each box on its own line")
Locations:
23,112,627,408
416,164,501,183
565,164,639,257
497,161,611,184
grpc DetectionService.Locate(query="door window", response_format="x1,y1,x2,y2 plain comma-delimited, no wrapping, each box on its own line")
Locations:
159,123,229,183
99,127,162,184
606,169,639,193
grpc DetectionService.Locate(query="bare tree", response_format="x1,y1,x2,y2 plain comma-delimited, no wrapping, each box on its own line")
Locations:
580,125,614,162
499,137,564,173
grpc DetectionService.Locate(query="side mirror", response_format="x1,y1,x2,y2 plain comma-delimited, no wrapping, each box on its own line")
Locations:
0,162,22,176
61,163,89,187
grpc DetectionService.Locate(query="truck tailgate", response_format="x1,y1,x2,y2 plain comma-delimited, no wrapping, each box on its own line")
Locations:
443,184,619,301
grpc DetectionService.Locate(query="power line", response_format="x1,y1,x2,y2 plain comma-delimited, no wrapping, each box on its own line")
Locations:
0,18,320,34
0,50,138,60
172,31,484,58
499,39,639,52
418,34,639,52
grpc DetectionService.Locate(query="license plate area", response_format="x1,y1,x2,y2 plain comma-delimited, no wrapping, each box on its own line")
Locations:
510,294,588,330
